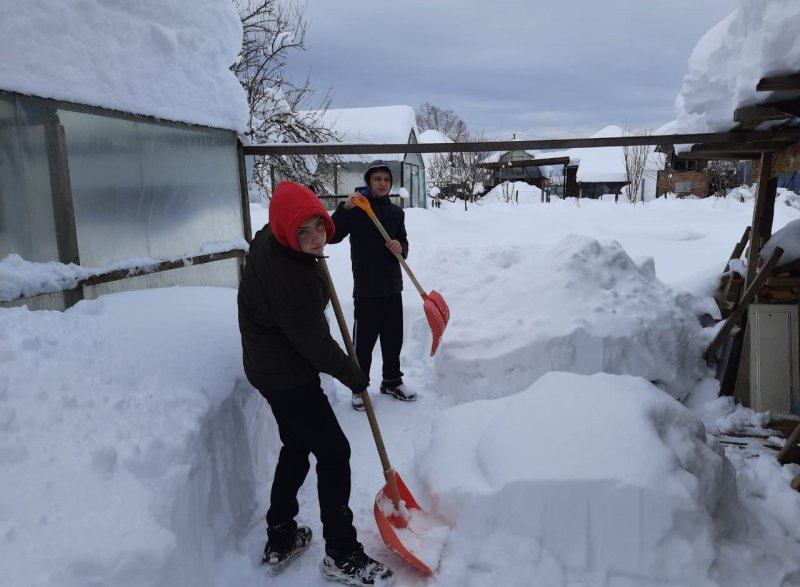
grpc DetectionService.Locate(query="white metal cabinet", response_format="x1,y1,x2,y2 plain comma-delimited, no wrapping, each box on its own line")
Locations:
748,304,800,414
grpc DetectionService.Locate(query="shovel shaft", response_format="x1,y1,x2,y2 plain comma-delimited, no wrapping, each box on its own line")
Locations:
318,258,399,502
365,214,428,299
353,196,428,299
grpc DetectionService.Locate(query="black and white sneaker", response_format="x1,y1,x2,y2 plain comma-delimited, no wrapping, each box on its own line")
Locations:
319,545,394,586
351,393,365,412
379,381,416,402
262,525,312,575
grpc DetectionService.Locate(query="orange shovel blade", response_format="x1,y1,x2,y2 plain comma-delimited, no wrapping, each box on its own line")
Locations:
423,290,450,356
373,472,434,575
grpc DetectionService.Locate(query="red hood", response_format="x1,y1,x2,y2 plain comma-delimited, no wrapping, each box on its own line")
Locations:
269,181,335,252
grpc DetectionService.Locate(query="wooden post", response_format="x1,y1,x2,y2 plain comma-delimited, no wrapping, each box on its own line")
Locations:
44,111,82,308
745,152,776,286
237,139,252,245
705,246,784,362
777,423,800,465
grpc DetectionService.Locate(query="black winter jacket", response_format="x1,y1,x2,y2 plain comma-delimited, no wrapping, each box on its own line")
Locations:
237,225,368,393
330,195,409,298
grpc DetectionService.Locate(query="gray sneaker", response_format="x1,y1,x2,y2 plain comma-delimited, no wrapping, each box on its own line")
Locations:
262,525,312,575
351,393,365,411
319,545,394,586
379,381,416,402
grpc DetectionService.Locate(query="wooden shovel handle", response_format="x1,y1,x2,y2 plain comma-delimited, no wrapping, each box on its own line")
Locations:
352,195,428,299
318,257,402,506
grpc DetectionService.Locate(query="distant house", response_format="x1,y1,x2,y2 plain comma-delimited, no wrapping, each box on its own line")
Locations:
655,151,710,197
481,149,550,190
297,105,427,209
543,126,632,199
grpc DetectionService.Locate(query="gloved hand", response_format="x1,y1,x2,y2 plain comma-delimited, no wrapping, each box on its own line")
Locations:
344,187,371,210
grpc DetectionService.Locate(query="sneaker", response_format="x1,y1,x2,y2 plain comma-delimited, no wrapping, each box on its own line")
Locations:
319,545,394,586
379,381,416,402
351,393,365,412
262,525,312,575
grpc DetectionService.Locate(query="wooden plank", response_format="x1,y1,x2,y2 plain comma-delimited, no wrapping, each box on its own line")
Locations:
676,150,762,161
729,226,751,265
705,246,784,362
777,423,800,465
734,100,800,122
746,152,775,286
242,128,800,157
757,72,800,91
479,156,571,169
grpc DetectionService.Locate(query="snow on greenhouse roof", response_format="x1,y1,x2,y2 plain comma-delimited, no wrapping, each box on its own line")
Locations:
0,0,248,132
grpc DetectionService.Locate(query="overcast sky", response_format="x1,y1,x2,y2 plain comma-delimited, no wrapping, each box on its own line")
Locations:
283,0,741,140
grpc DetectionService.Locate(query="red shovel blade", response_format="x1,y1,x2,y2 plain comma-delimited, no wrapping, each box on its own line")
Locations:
423,290,450,356
373,472,434,575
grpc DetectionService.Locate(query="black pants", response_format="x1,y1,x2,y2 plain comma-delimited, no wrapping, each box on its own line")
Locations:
353,293,403,385
260,378,358,555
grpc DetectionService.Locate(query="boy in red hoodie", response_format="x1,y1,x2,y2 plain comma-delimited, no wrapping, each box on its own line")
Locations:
237,181,393,585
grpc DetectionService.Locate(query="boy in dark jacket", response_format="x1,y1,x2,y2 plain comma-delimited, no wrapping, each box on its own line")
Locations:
330,160,416,411
238,181,393,585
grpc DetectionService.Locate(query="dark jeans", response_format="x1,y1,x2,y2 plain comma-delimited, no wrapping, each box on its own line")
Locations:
352,293,404,385
260,377,359,555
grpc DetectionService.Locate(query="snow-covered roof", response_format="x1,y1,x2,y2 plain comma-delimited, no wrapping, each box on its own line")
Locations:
314,105,419,163
419,129,452,169
0,0,248,132
545,125,627,183
481,148,539,165
675,0,800,134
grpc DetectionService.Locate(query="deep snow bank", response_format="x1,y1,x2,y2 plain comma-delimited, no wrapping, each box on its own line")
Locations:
433,235,712,403
421,372,740,587
0,287,257,587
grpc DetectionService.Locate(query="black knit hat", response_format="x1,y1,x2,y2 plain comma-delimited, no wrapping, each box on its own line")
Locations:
363,159,393,184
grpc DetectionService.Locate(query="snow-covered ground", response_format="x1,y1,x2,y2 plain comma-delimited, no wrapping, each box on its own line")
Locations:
3,190,800,587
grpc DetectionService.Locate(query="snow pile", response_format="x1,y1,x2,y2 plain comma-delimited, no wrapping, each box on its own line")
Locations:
480,181,543,204
421,372,742,587
431,233,711,403
0,288,259,587
0,0,248,131
761,218,800,267
3,197,800,587
675,0,800,133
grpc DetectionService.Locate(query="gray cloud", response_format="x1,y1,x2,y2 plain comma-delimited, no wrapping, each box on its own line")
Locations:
283,0,739,139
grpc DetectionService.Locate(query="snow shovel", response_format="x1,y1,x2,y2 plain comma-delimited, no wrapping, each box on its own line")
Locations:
319,257,435,575
351,195,450,356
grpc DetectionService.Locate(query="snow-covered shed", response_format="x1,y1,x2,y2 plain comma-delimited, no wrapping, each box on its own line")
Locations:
0,0,250,310
543,125,630,199
480,148,550,189
311,105,427,208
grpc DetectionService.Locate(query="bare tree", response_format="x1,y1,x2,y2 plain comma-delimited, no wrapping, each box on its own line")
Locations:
707,159,740,197
232,0,339,198
416,102,469,141
622,125,651,203
416,102,490,206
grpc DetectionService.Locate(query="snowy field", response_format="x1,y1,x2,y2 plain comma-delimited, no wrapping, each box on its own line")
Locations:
3,186,800,587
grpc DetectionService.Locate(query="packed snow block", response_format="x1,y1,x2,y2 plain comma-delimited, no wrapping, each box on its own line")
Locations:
0,288,260,587
434,235,710,404
420,372,740,587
